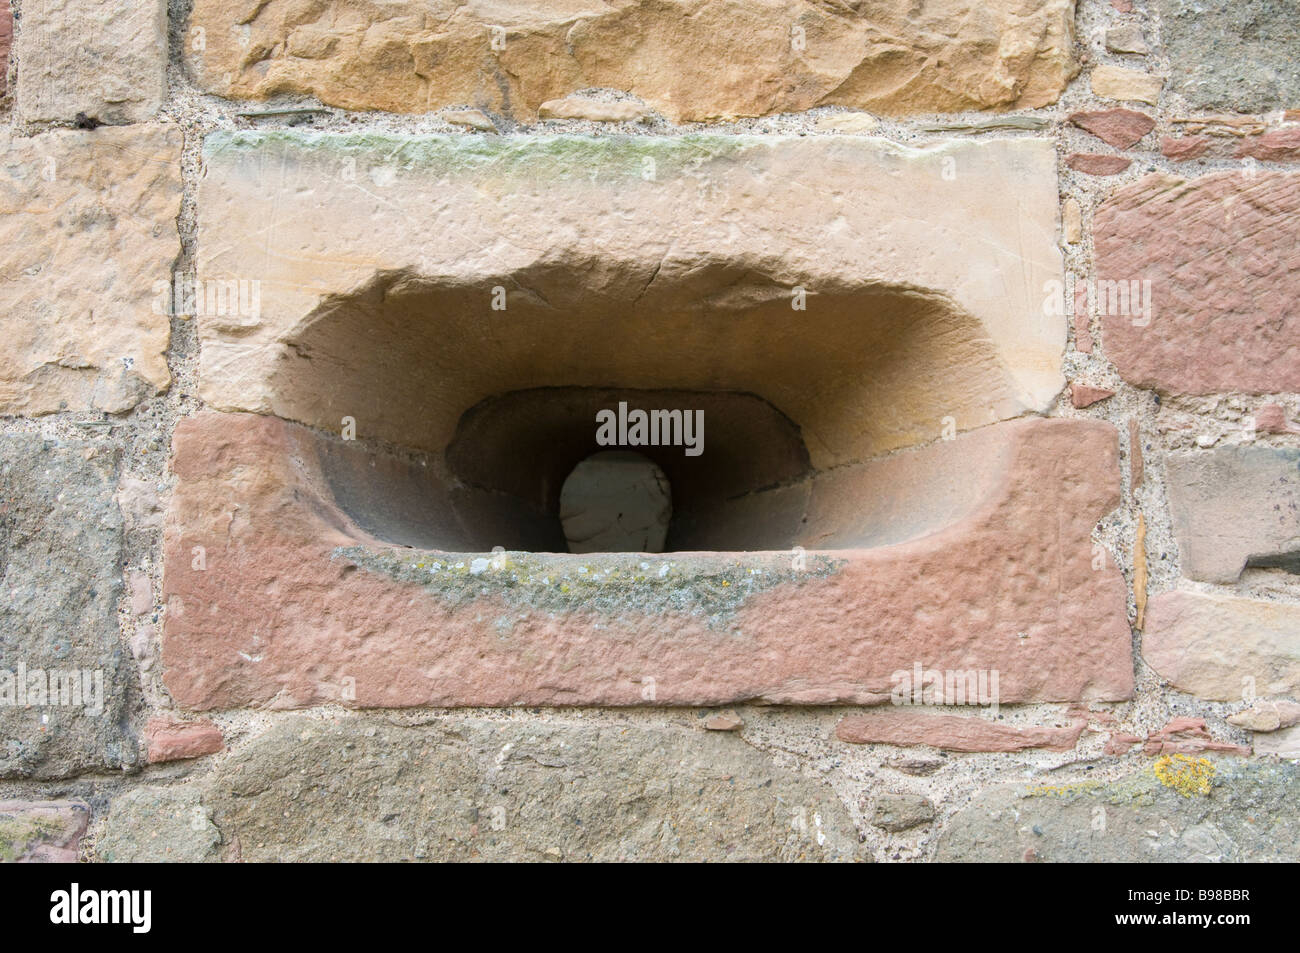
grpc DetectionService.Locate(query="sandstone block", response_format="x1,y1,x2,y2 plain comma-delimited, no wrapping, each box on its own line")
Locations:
0,800,90,862
1104,25,1147,55
161,412,1131,708
1069,108,1155,148
104,717,865,862
1165,448,1300,584
0,125,182,414
1153,0,1300,113
869,793,935,832
1143,590,1300,701
1255,404,1300,435
1094,172,1300,394
1090,65,1162,105
1066,153,1132,176
0,436,136,778
97,787,221,863
836,710,1087,752
1141,717,1250,756
1062,197,1082,244
1160,135,1210,161
1227,699,1300,733
186,0,1077,122
539,96,648,123
145,717,225,763
1070,383,1114,408
1236,127,1300,162
443,108,496,132
196,133,1067,443
16,0,167,124
936,759,1300,861
1254,724,1300,758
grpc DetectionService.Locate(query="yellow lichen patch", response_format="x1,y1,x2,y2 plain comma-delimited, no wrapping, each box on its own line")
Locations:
1154,754,1215,797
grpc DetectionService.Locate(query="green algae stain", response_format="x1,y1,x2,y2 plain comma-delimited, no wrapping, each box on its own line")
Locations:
203,131,758,184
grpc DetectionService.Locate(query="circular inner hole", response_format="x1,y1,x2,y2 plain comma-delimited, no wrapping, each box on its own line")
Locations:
559,451,672,554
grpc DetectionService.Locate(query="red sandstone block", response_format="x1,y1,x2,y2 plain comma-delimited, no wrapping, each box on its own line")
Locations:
1105,732,1142,754
1069,108,1155,148
161,411,1133,709
1070,383,1115,408
836,711,1087,752
1094,171,1300,394
1161,135,1210,161
1142,717,1250,757
1236,127,1300,162
145,717,224,763
1067,153,1132,176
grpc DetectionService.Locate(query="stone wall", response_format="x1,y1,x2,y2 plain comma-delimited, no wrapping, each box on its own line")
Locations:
0,0,1297,863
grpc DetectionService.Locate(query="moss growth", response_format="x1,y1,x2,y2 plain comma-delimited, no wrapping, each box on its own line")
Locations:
0,814,63,862
336,547,843,626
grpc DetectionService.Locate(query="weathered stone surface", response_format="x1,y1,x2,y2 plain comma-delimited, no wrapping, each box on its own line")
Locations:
1069,383,1114,408
1165,448,1300,584
935,759,1300,862
145,717,225,763
97,787,221,863
1069,108,1155,148
1090,65,1162,105
196,133,1066,438
1160,135,1210,161
162,411,1131,708
104,717,866,862
16,0,167,124
1236,127,1300,162
836,711,1087,752
187,0,1077,122
1154,0,1300,113
869,793,935,832
1066,153,1131,176
1143,591,1300,701
539,96,648,123
0,436,136,778
1094,172,1300,394
1142,717,1250,756
0,125,182,414
1227,699,1300,732
0,1,11,97
0,800,89,862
